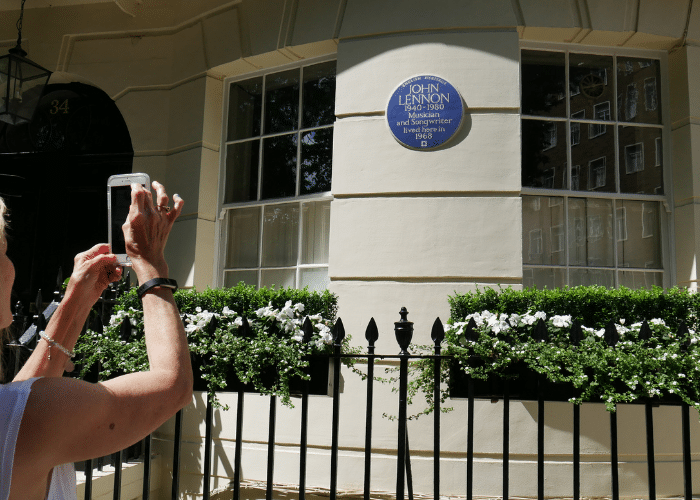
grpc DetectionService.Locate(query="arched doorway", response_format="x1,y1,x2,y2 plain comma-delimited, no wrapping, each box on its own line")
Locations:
0,82,133,309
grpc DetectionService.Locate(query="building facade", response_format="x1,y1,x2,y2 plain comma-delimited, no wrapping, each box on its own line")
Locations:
2,0,700,497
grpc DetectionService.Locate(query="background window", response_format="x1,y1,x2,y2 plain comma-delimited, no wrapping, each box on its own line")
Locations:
625,143,644,174
221,60,336,291
521,49,666,289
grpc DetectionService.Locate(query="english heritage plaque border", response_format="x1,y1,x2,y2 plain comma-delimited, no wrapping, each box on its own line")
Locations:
386,75,464,150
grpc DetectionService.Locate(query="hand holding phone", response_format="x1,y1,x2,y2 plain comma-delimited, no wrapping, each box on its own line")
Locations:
108,173,150,266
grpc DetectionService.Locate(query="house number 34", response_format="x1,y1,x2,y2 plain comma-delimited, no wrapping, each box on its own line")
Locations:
50,99,69,115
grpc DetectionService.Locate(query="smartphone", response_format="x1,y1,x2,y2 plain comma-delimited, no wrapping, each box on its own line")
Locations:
108,173,150,266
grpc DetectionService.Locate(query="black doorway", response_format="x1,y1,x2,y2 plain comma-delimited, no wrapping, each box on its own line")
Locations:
0,82,133,310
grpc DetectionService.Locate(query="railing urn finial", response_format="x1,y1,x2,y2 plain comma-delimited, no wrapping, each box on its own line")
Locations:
394,307,413,355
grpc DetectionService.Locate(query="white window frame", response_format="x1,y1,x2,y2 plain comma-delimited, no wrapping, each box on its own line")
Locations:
529,229,543,261
589,102,610,138
588,156,607,190
625,142,644,174
551,224,564,253
520,42,674,289
214,54,337,289
645,77,658,111
543,121,557,151
616,207,628,242
570,110,584,146
626,83,638,120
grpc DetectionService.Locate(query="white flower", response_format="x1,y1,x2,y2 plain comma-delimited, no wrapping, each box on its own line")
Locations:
534,311,547,321
255,304,275,318
222,306,236,317
280,300,295,320
615,324,629,337
650,318,666,326
581,326,597,336
551,315,572,328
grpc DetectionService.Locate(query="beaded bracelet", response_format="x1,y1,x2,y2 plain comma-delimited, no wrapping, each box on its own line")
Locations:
39,331,76,360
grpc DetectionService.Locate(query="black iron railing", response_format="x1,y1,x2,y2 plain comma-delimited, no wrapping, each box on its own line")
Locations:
6,274,698,500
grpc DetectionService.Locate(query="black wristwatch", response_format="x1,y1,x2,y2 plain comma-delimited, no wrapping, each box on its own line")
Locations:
137,278,178,300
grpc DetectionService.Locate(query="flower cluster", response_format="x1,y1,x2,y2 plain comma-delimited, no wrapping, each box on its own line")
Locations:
441,310,700,412
75,287,348,410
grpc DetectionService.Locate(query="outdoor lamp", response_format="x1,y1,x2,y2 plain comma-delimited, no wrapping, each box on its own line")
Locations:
0,0,51,125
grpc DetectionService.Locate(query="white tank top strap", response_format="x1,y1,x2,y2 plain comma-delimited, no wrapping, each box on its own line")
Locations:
0,377,40,500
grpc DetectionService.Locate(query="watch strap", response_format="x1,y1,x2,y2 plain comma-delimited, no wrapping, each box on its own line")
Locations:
137,277,178,299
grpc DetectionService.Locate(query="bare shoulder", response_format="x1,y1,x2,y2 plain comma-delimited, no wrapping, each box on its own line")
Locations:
11,378,101,500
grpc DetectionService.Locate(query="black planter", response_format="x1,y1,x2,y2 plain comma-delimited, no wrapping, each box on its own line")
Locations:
192,353,333,397
449,359,574,402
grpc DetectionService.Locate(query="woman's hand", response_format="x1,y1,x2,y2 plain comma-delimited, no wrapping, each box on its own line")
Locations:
122,181,183,282
65,243,123,306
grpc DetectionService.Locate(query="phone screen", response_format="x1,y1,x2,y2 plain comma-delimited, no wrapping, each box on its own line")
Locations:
110,185,132,255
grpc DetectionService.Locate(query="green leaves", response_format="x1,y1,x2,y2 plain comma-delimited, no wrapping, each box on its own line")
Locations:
407,286,700,416
75,283,344,409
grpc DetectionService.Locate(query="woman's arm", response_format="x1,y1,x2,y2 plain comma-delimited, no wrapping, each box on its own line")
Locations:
13,245,122,381
12,182,193,493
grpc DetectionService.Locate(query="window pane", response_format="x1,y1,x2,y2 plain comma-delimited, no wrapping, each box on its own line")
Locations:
225,140,259,203
262,134,297,199
569,268,614,287
617,200,662,268
227,77,262,141
569,54,614,121
522,196,565,265
303,61,336,128
521,50,566,117
618,270,662,289
299,267,329,292
617,57,661,125
568,198,614,267
523,267,566,289
522,119,567,189
265,69,300,134
224,270,258,288
302,201,330,265
226,207,261,268
262,203,299,267
261,268,296,289
618,126,663,194
570,128,615,193
300,128,333,194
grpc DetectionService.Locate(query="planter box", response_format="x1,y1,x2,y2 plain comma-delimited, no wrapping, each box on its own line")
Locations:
448,359,575,402
448,360,686,405
192,354,334,397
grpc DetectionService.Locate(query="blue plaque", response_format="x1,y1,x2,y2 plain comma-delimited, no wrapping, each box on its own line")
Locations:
387,75,464,150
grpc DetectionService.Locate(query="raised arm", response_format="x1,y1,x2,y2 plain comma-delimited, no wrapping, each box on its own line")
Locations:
13,244,122,381
12,182,193,499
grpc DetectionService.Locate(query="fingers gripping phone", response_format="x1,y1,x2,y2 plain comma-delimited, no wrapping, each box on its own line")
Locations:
108,173,150,266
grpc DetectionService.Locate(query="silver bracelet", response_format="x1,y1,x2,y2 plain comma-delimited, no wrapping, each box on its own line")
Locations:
39,331,76,360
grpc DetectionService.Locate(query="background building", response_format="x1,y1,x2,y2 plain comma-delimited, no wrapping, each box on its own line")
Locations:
2,0,700,497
